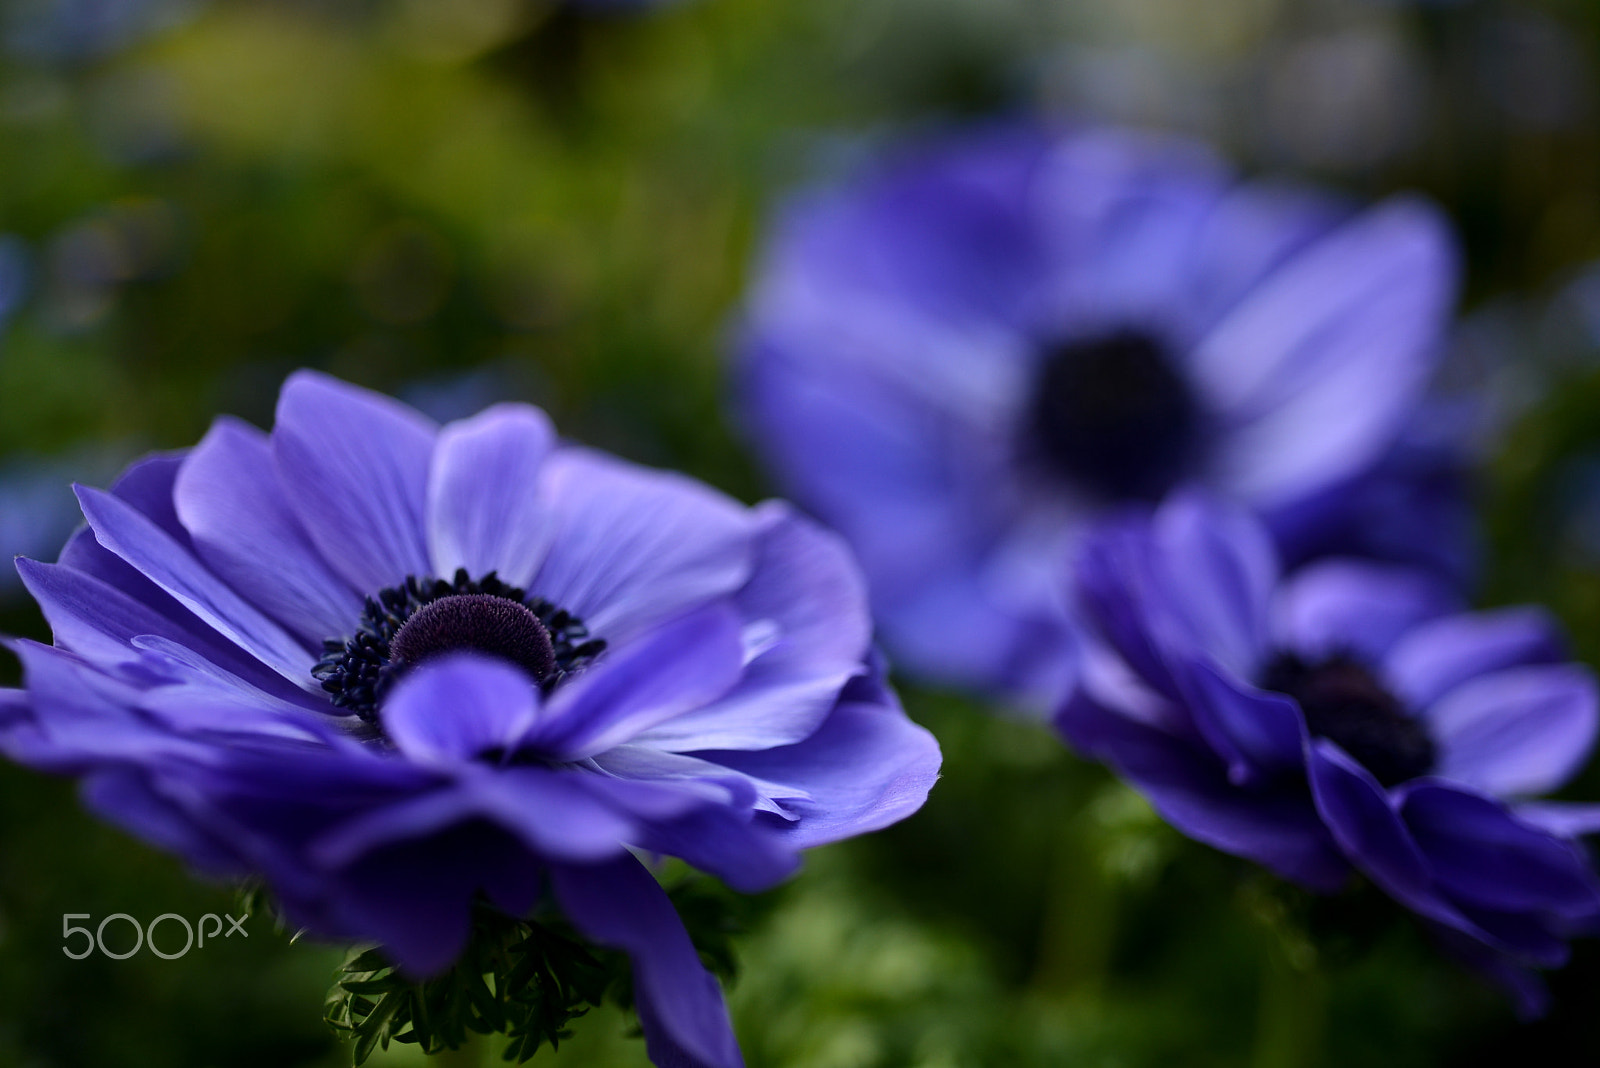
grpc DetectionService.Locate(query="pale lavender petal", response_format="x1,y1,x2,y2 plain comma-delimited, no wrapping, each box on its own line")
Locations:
1202,199,1457,504
1272,559,1456,665
272,370,437,593
380,654,541,766
1151,492,1276,677
1514,802,1600,840
531,447,755,645
427,404,558,587
1425,665,1598,798
521,603,745,760
704,680,942,850
633,503,870,752
175,417,363,642
1384,607,1567,711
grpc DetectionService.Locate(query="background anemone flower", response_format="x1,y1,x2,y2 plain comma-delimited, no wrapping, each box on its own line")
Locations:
736,124,1460,711
0,370,941,1068
1056,492,1600,1016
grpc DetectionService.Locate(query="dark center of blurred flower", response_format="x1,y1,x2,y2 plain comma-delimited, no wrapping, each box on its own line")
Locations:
1260,652,1435,788
1023,330,1203,503
312,569,606,722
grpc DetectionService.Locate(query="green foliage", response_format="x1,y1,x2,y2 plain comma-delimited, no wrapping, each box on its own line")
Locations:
326,902,622,1064
323,877,749,1065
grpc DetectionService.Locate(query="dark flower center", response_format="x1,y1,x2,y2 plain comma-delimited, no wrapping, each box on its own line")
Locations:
1023,330,1203,503
1260,652,1435,788
389,594,557,681
312,569,605,722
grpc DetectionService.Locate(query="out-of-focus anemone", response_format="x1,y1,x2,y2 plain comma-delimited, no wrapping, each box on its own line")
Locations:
736,124,1461,710
0,371,941,1068
1058,492,1600,1015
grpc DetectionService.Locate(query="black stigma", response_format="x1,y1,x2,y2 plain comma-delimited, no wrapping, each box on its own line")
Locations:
1023,329,1203,503
389,594,557,681
311,569,606,722
1261,652,1436,788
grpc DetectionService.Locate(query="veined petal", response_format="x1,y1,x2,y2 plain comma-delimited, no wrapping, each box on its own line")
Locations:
272,370,437,594
75,484,317,689
633,503,871,752
522,603,746,761
530,447,755,646
176,417,363,643
427,404,558,587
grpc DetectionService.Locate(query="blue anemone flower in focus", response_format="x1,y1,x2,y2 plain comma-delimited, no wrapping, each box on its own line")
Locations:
736,125,1461,710
0,371,941,1068
1058,492,1600,1015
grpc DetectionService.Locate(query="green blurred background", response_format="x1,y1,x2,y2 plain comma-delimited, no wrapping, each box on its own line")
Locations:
5,0,1600,1064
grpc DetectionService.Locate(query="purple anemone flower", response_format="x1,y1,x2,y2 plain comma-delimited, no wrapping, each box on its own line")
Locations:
0,371,940,1068
1057,492,1600,1015
736,125,1460,710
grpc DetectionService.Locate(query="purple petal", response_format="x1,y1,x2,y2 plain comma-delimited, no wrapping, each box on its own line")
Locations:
329,821,528,977
530,448,755,646
380,654,541,766
271,370,437,594
18,556,263,683
634,804,801,893
310,770,645,868
1056,689,1349,891
633,504,871,752
1514,802,1600,840
1201,198,1457,504
1150,492,1276,678
1075,517,1184,701
426,404,558,587
521,603,746,760
1305,739,1470,930
0,642,211,771
60,455,204,624
1034,129,1229,326
702,682,942,850
1185,660,1305,786
1187,181,1346,332
75,484,317,687
1425,665,1598,799
1271,560,1456,665
1398,782,1600,918
1383,607,1567,711
551,855,744,1068
82,768,246,878
175,417,364,642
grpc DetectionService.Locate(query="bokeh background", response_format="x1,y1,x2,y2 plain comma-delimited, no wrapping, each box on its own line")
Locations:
5,0,1600,1064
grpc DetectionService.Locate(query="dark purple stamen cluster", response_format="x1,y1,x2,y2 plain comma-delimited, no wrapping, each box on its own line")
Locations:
1261,651,1436,787
312,568,605,721
1024,329,1203,503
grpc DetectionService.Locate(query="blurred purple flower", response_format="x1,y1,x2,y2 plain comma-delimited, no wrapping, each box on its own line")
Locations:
0,371,939,1068
736,125,1461,710
1057,493,1600,1015
4,0,196,62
